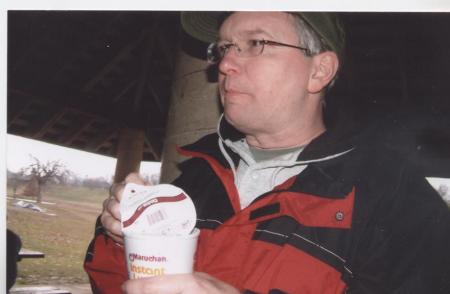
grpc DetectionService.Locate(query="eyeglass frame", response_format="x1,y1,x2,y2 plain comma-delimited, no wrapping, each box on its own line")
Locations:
206,39,311,64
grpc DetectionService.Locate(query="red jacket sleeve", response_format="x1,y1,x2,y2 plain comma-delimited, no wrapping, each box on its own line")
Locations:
84,217,128,294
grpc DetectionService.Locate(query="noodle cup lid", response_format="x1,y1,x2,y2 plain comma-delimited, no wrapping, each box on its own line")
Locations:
120,183,197,236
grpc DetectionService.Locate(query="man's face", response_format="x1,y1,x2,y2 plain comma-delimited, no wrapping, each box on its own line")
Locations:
218,12,317,137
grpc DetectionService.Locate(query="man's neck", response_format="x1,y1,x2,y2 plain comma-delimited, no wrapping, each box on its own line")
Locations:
245,122,326,149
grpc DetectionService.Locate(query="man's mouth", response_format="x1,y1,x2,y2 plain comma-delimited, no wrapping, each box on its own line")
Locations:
225,89,243,95
222,85,247,96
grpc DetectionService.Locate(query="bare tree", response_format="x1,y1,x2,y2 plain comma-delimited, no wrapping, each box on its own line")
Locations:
20,155,70,203
7,169,25,198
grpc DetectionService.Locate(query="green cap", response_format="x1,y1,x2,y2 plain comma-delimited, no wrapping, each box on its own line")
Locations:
181,11,345,59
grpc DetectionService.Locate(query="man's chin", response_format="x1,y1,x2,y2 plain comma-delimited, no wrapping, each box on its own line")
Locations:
223,112,253,134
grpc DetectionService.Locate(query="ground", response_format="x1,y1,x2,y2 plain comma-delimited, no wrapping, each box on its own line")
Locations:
7,184,107,292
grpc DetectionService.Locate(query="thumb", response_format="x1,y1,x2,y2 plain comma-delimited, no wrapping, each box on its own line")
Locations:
124,172,149,185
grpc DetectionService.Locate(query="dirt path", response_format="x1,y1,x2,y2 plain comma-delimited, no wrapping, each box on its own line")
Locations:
45,196,103,222
11,283,92,294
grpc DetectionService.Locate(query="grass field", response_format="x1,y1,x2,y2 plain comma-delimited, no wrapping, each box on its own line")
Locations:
7,183,107,286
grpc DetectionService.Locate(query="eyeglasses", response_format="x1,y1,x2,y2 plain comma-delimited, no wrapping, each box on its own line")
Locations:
207,39,310,64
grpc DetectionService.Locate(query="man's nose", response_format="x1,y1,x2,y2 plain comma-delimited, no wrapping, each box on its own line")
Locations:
218,47,241,75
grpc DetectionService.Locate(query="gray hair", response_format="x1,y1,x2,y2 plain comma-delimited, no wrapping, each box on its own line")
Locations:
289,14,331,56
289,13,338,89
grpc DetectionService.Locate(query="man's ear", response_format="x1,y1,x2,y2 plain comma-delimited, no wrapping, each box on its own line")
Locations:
307,51,339,94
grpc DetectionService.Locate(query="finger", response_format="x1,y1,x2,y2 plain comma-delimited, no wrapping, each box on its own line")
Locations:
101,212,123,237
101,200,124,244
102,196,121,220
105,230,124,244
122,275,189,294
110,173,146,202
102,195,117,211
193,272,240,293
122,278,148,294
105,196,121,220
109,182,125,202
124,172,148,185
122,277,156,294
122,273,239,294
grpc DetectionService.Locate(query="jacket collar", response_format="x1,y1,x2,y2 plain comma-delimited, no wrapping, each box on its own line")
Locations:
180,115,359,164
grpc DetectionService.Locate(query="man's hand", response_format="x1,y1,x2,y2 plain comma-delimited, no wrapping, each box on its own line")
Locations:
122,272,240,294
101,173,149,244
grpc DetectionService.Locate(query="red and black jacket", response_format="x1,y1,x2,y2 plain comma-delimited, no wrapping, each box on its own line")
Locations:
84,125,450,294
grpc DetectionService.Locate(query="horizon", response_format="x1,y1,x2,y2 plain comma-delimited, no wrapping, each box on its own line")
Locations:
6,134,161,180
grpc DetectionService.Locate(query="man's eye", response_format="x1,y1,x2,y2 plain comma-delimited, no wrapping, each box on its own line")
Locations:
249,40,265,47
219,43,232,52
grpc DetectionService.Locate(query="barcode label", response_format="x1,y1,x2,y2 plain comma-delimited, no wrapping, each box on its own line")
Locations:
146,209,168,226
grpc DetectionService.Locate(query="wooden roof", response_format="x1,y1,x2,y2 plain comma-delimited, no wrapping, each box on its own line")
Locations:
7,11,450,174
8,11,180,161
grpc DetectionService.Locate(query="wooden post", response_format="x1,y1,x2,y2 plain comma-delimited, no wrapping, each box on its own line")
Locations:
160,49,220,183
114,128,145,183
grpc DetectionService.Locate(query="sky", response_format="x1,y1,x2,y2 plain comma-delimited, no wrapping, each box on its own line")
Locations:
6,134,161,180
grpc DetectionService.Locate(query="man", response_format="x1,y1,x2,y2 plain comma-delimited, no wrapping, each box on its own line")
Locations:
84,12,450,294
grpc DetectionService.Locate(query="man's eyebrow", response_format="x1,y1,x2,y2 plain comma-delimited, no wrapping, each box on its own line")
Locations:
241,28,274,38
219,28,275,41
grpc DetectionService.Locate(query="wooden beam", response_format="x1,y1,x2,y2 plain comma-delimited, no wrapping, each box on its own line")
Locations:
8,100,34,129
147,83,165,115
33,108,68,139
143,135,161,161
133,18,160,112
63,116,97,145
16,102,61,139
86,127,117,152
112,79,137,103
156,30,175,72
81,29,149,93
56,111,94,144
7,89,45,128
